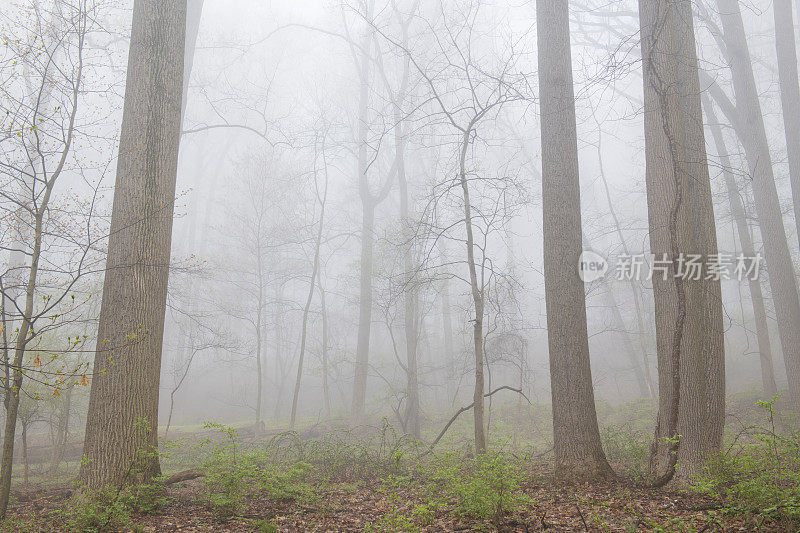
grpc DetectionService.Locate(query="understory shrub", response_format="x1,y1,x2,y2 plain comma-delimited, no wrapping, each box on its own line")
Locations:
694,397,800,527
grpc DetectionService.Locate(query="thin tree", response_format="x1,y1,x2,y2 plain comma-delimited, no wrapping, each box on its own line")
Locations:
290,134,330,428
703,94,778,398
773,0,800,248
703,0,800,412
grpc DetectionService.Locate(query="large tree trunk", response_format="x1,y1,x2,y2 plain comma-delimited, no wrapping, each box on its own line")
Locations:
714,0,800,412
704,96,778,398
537,0,612,480
80,0,186,489
773,0,800,248
675,0,725,483
639,0,725,486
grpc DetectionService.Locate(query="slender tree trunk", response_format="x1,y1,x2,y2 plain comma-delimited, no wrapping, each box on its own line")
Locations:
773,0,800,248
20,421,28,487
397,125,420,438
80,0,187,488
596,134,656,399
537,0,612,480
704,96,778,398
255,258,264,434
290,155,327,428
456,126,487,454
352,16,376,423
714,0,800,412
49,386,72,476
317,270,331,419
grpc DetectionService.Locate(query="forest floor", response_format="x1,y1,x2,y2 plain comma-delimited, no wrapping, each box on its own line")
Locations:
3,393,798,532
5,468,782,532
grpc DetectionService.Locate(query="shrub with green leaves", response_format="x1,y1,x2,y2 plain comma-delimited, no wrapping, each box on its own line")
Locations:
422,452,531,521
56,488,133,532
200,422,317,520
694,397,800,527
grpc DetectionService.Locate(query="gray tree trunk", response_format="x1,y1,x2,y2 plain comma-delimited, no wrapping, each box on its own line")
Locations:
715,0,800,412
773,0,800,248
639,0,725,485
537,0,612,480
703,95,778,398
80,0,186,488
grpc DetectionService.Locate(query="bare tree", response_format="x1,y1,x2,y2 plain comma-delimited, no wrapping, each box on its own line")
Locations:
772,0,800,249
0,0,98,515
702,0,800,413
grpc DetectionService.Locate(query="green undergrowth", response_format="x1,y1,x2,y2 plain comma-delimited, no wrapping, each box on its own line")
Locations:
694,396,800,529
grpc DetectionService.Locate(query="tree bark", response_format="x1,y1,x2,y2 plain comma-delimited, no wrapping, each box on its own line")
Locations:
537,0,612,480
639,0,725,485
317,270,331,419
714,0,800,412
80,0,186,488
773,0,800,249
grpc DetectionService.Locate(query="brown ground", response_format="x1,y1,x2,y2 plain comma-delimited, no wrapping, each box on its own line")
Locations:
7,475,789,532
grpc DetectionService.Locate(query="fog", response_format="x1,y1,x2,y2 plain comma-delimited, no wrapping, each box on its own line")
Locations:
2,0,800,528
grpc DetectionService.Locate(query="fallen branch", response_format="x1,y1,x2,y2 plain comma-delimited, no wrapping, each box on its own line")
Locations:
425,385,530,455
163,469,204,485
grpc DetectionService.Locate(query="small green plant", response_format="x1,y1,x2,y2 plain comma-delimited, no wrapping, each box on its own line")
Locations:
422,451,531,522
200,422,318,520
57,488,133,532
694,396,800,527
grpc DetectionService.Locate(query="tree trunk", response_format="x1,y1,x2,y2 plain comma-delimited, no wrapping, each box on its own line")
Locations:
21,421,28,487
80,0,186,489
452,122,488,455
537,0,613,480
351,14,376,423
596,133,656,399
49,386,72,476
714,0,800,412
639,0,725,485
704,96,778,398
290,152,327,428
773,0,800,248
317,270,331,419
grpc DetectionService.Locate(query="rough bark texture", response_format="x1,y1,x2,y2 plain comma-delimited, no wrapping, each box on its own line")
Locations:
80,0,186,488
639,0,725,485
773,0,800,249
704,96,778,398
715,0,800,412
537,0,612,480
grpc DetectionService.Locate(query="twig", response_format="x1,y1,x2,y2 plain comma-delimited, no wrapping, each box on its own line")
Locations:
424,386,530,455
